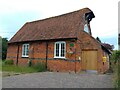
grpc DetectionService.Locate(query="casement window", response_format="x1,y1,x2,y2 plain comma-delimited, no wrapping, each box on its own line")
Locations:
84,24,89,34
22,44,29,57
54,41,66,58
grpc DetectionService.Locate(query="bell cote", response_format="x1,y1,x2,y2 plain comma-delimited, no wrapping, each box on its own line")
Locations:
84,11,95,35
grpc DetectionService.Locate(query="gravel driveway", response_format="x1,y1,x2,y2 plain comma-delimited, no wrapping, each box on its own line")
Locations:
2,72,113,88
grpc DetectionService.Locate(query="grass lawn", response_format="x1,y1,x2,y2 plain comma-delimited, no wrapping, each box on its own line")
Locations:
2,60,46,76
2,65,38,73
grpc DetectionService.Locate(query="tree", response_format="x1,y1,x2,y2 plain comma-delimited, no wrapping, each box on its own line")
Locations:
111,50,120,64
110,50,120,88
2,38,8,60
102,43,114,51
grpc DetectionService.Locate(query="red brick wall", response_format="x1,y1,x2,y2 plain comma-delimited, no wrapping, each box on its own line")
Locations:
77,31,110,73
6,44,18,65
7,32,110,73
46,40,81,72
7,40,81,72
101,50,110,73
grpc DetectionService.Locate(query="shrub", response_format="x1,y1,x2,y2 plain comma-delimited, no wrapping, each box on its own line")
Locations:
4,60,14,65
2,38,8,60
111,50,120,64
113,63,120,89
33,62,46,72
110,50,120,89
28,60,32,67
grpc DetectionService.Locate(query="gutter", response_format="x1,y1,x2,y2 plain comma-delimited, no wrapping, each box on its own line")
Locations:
16,44,19,65
46,41,48,69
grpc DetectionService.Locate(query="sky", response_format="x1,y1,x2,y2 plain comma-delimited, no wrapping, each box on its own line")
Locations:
0,0,119,50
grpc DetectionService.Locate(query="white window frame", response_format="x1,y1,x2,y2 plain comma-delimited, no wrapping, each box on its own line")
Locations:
54,41,66,59
22,44,29,57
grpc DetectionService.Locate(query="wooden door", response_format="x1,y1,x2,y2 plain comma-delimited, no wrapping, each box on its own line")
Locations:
82,50,97,70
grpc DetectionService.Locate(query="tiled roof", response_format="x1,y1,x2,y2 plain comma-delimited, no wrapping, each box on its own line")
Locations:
9,8,92,43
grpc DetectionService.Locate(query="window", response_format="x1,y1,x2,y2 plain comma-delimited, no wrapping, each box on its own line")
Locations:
84,24,89,34
22,44,29,57
54,41,66,58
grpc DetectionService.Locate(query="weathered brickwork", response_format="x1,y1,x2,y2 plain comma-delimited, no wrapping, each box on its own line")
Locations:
7,40,80,72
7,34,110,73
7,44,18,64
79,31,110,73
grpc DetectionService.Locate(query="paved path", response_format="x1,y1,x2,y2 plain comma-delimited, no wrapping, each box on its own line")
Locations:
2,72,113,88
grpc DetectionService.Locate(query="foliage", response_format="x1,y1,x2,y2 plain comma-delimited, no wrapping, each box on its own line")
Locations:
2,38,8,60
102,43,114,51
28,59,32,67
110,50,120,89
33,62,46,72
2,61,47,73
111,50,120,64
0,60,2,71
4,60,14,65
112,63,120,89
118,64,120,89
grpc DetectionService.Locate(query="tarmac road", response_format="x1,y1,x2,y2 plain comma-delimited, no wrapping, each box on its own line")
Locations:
2,72,113,88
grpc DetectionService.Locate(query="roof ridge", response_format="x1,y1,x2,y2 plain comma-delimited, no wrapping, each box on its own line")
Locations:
27,7,90,24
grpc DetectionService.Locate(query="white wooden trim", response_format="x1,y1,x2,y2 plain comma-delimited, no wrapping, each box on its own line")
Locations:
22,44,29,57
54,41,66,58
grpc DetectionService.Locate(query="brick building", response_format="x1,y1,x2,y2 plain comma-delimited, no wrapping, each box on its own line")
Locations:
7,8,111,73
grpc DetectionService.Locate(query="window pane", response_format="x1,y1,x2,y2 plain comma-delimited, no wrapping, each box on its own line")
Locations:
61,43,65,57
84,24,89,34
56,43,59,56
54,42,66,58
26,45,29,56
22,44,29,56
23,45,25,55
